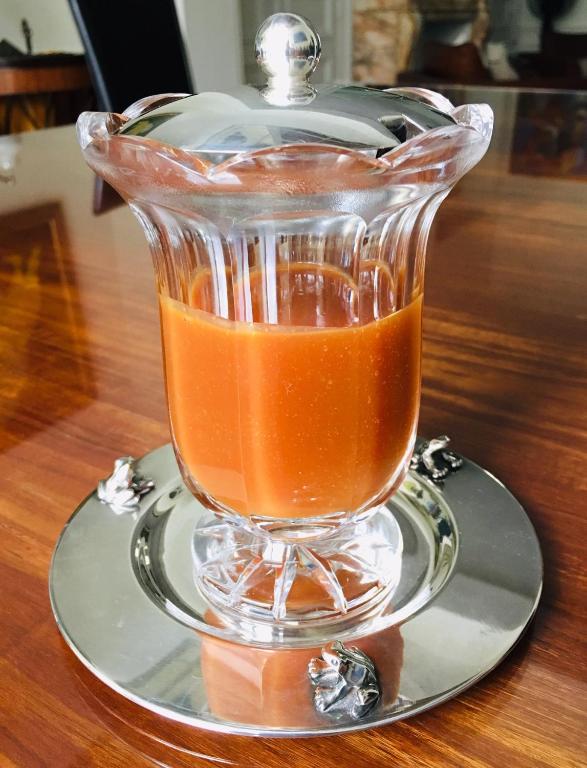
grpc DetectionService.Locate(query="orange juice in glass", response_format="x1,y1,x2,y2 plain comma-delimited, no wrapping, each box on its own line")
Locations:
161,263,422,521
77,12,492,627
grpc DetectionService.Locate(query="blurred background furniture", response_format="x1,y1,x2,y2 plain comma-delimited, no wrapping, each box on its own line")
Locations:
68,0,193,113
0,43,93,134
509,0,587,86
407,0,488,76
414,40,491,82
398,0,587,88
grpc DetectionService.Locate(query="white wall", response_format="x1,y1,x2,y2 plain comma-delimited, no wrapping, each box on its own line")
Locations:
1,0,83,54
180,0,244,91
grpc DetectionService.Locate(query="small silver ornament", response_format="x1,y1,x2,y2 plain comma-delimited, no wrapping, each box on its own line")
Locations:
410,435,463,484
97,456,154,514
308,640,381,720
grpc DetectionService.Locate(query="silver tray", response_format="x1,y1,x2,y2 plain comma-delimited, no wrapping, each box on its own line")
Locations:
49,442,542,737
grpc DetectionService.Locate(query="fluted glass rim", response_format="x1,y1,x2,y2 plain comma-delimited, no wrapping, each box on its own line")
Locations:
77,88,493,200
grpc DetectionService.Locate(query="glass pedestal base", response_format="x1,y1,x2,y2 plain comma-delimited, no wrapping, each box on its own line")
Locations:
192,507,403,624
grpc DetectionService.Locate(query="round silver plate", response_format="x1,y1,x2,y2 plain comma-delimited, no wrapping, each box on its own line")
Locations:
49,443,542,737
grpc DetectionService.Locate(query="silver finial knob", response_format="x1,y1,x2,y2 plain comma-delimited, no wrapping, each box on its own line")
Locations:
255,13,321,106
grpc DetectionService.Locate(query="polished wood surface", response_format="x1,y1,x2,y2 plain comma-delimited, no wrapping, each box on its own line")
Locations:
0,61,91,96
0,89,586,767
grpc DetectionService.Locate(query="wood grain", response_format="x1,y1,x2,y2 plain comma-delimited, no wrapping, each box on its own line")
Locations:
0,90,586,767
0,62,90,96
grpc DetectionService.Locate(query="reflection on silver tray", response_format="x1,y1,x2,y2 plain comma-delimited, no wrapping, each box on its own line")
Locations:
49,442,542,737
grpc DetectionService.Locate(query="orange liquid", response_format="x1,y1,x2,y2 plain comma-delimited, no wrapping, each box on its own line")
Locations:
160,265,421,519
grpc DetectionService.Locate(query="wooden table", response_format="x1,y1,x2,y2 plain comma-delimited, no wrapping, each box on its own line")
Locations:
0,88,585,767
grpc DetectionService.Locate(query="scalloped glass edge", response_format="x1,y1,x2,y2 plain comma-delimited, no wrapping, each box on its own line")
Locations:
76,90,494,200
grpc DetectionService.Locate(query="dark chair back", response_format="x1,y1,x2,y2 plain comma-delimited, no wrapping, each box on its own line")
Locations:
68,0,194,113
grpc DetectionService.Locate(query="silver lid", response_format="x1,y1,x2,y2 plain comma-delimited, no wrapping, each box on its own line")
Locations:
119,12,456,162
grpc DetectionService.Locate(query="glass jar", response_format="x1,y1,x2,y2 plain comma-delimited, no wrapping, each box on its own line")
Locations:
78,13,492,628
